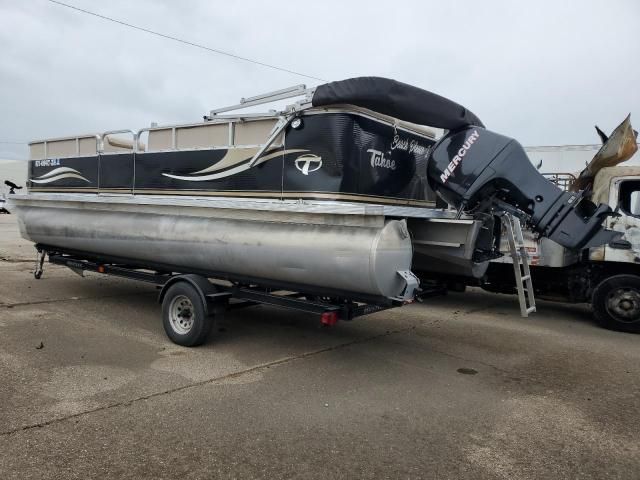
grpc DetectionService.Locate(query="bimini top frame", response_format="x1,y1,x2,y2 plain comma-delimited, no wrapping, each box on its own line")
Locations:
200,85,318,167
203,76,485,131
205,84,316,120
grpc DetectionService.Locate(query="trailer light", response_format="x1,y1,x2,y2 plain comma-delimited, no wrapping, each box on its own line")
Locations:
98,265,105,273
320,311,338,326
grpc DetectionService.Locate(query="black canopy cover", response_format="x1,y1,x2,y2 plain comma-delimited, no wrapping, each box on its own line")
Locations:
312,77,484,130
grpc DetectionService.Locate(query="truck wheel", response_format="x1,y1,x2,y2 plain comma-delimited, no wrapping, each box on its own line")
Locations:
592,275,640,333
162,282,213,346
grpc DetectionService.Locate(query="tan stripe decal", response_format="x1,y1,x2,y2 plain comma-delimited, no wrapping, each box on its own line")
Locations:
190,148,260,174
163,148,308,182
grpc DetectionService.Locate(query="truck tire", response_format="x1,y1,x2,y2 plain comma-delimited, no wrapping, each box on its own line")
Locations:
592,274,640,334
162,282,214,346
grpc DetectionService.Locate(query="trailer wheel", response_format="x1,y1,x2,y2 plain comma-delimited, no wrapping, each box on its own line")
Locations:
592,275,640,334
162,282,213,346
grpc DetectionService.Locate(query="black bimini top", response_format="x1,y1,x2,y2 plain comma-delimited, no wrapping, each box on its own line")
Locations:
312,76,484,130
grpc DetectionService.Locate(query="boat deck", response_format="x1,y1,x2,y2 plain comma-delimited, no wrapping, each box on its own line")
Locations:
10,192,466,221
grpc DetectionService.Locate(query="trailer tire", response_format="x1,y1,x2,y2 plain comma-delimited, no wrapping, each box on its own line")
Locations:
162,282,214,346
592,274,640,334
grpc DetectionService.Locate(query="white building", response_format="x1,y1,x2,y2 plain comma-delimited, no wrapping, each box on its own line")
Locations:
525,144,639,174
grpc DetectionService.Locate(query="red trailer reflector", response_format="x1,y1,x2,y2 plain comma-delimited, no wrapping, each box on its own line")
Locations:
320,311,338,326
97,265,105,273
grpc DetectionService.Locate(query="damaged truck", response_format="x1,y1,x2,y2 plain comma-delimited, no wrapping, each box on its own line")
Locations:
440,116,640,333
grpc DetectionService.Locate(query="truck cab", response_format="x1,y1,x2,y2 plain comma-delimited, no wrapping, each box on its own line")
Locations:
479,166,640,333
479,115,640,333
590,167,640,264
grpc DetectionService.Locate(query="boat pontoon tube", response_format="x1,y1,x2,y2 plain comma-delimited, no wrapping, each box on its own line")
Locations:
12,202,416,300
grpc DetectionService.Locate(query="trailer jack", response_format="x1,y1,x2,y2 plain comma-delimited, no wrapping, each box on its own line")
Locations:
34,249,46,279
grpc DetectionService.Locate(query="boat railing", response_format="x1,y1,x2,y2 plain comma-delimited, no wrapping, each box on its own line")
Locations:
28,114,286,161
29,134,102,160
137,116,284,153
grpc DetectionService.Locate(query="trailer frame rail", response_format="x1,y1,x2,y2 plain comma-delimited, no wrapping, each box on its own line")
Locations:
39,247,445,339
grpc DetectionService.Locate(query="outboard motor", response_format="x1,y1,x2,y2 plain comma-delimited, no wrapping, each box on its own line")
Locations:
427,127,617,249
311,76,617,250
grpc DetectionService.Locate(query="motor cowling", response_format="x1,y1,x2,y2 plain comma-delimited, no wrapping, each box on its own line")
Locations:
427,127,618,250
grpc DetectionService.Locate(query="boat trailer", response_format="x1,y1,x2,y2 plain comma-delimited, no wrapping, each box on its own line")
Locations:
35,246,445,346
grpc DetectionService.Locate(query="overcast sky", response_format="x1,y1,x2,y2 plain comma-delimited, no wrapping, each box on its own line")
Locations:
1,0,639,163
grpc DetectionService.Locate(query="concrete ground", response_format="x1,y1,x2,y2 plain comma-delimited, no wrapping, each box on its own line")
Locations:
0,214,638,479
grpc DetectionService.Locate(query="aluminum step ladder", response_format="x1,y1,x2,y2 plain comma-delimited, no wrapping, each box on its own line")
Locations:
502,214,536,317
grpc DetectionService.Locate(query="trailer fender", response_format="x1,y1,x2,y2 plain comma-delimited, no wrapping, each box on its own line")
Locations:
158,274,222,316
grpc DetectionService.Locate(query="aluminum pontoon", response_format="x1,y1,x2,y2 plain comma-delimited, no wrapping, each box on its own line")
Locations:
6,77,619,345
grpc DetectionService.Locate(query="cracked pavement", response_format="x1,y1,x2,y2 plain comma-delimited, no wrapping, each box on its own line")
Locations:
1,215,639,479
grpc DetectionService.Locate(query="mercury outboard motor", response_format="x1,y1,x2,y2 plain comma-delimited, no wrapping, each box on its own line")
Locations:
427,127,617,249
311,76,617,250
